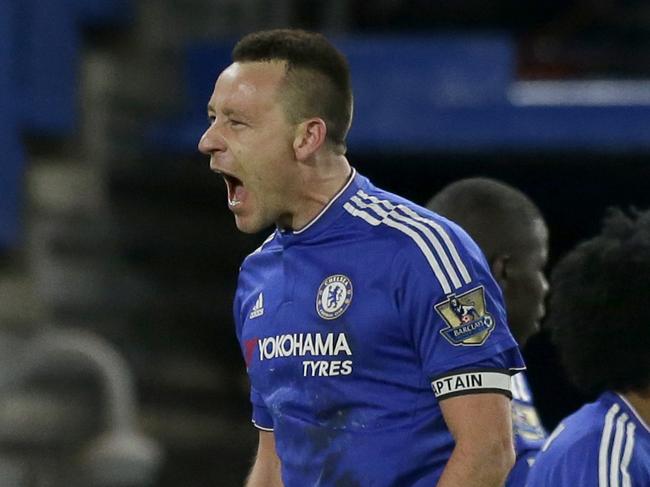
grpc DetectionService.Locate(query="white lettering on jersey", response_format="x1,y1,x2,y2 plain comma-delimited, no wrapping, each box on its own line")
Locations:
258,333,352,361
302,360,353,377
256,333,354,377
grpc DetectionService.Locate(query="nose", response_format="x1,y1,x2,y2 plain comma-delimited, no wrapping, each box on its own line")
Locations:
198,121,225,156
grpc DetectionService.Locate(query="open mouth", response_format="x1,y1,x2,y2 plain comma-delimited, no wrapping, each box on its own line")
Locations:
221,173,244,207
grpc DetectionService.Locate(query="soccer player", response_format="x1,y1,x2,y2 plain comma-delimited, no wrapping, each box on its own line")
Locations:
426,178,549,487
526,209,650,486
198,29,524,487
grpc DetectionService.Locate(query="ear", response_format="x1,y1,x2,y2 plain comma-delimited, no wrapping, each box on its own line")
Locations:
293,118,327,161
491,254,510,290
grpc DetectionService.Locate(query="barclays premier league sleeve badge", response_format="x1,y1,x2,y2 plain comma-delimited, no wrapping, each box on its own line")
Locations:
316,274,353,320
435,286,495,346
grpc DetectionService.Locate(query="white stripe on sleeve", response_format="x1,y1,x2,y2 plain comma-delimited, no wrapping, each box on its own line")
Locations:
599,403,621,487
351,195,462,289
610,413,629,487
344,200,452,294
395,204,472,285
541,423,566,452
356,190,472,286
620,421,636,487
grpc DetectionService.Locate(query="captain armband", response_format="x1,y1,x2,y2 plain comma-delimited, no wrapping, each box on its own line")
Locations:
431,369,512,401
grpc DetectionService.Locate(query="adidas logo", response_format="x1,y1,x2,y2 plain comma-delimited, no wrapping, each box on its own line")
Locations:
249,292,264,319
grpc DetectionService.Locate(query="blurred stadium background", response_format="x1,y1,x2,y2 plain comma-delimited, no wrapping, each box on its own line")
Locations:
1,1,650,485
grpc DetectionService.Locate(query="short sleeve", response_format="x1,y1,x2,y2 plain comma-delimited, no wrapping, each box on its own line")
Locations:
393,224,524,399
251,387,274,431
233,280,245,344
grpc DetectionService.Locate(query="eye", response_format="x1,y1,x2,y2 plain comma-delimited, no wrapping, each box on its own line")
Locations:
207,115,216,126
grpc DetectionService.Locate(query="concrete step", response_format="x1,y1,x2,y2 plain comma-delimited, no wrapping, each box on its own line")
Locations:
27,158,107,215
0,272,42,332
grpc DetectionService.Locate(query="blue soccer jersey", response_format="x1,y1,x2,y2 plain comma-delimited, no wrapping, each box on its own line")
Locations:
506,372,547,487
527,391,650,487
234,170,525,487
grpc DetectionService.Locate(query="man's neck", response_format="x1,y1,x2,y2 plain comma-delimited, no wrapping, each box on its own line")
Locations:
280,156,352,232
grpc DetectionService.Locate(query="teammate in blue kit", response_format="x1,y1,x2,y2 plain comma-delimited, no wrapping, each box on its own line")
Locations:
526,209,650,487
198,29,524,487
427,179,549,487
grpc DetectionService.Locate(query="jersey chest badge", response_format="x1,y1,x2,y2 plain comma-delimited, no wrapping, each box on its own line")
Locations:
435,285,495,346
316,274,353,320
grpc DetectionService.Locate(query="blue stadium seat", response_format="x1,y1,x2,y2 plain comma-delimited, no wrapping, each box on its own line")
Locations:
337,34,514,151
14,0,132,136
1,0,133,250
145,34,650,155
0,2,25,250
145,42,234,154
15,0,80,135
71,0,133,26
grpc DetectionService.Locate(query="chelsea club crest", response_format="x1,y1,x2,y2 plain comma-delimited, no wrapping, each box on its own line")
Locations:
316,274,353,320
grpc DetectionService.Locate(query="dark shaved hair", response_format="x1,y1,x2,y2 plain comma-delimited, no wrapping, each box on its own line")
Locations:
547,208,650,395
232,29,353,154
426,178,544,262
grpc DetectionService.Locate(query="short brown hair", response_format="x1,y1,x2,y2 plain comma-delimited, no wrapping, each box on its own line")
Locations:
233,29,353,153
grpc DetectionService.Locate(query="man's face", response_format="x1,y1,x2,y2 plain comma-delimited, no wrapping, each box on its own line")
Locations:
198,61,297,233
503,218,549,346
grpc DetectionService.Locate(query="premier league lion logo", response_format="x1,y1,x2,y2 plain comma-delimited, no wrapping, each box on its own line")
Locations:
449,297,480,323
435,286,495,346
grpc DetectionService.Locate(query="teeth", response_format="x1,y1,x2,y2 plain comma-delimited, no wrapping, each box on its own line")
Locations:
229,197,241,207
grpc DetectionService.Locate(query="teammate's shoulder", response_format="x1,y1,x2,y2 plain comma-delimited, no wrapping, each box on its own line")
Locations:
546,397,623,454
532,393,649,485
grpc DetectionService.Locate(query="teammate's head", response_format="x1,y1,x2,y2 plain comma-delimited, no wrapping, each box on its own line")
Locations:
547,208,650,396
427,178,548,346
198,29,353,234
232,29,353,154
